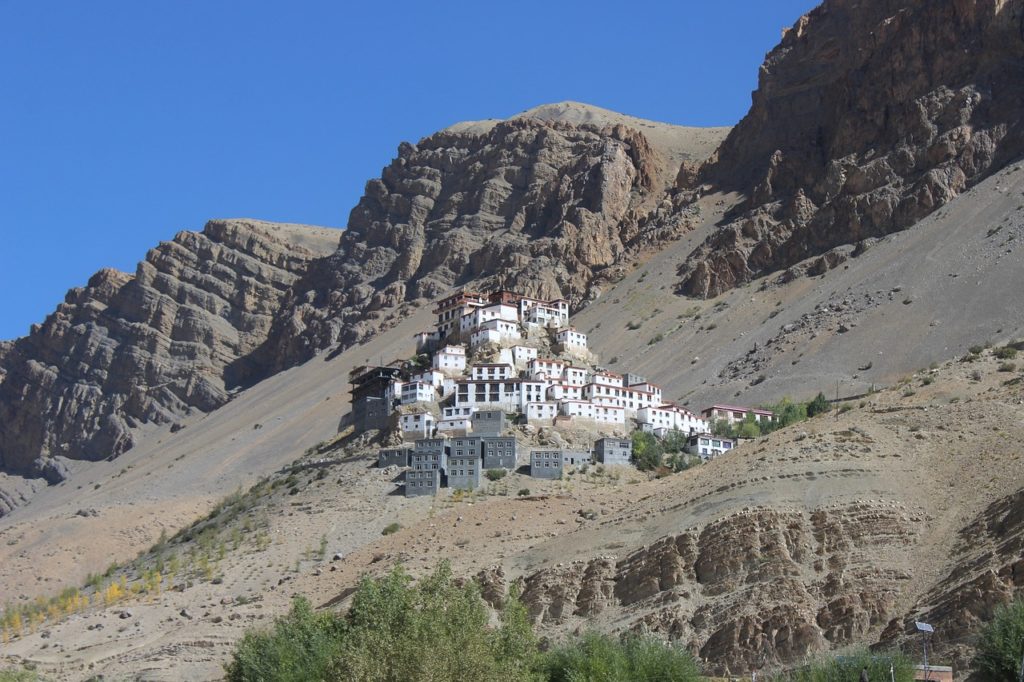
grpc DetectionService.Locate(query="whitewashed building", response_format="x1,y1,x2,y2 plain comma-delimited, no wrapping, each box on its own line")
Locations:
555,328,588,351
701,404,776,426
460,303,519,336
432,345,467,373
471,363,514,381
564,366,588,387
469,318,522,349
559,400,625,425
437,406,474,434
401,381,435,405
526,402,559,422
637,404,708,435
400,412,436,438
529,358,565,381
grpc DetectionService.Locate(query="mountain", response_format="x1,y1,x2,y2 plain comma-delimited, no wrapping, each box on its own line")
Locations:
677,0,1024,297
0,220,340,479
247,104,729,375
2,0,1024,679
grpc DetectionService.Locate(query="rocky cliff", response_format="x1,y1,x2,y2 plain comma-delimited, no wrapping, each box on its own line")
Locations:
252,111,725,373
677,0,1024,297
508,502,917,675
0,219,340,477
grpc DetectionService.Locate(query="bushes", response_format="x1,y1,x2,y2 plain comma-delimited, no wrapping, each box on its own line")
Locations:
225,596,345,682
770,650,914,682
485,469,507,481
539,631,700,682
976,598,1024,681
227,563,703,682
381,522,401,536
995,346,1018,360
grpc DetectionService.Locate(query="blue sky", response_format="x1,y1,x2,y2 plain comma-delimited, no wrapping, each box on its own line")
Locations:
0,1,818,341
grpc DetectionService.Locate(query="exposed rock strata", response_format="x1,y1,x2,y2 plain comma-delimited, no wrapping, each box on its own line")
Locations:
0,219,339,477
256,118,696,372
513,503,916,675
678,0,1024,297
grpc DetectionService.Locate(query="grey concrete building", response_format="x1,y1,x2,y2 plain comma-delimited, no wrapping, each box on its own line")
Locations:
594,437,632,466
378,446,412,468
481,436,517,470
447,451,482,490
623,373,646,387
405,468,441,496
411,438,448,472
529,449,591,479
471,409,506,436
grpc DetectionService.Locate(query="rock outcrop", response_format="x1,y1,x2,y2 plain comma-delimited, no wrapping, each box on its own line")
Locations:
255,116,708,372
677,0,1024,297
513,503,916,675
0,219,340,476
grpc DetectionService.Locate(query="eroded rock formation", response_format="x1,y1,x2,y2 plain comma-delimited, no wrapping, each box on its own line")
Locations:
677,0,1024,297
0,219,340,476
255,118,693,372
510,503,916,675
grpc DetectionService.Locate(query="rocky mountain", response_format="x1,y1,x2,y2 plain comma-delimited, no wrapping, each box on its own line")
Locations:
677,0,1024,297
249,107,728,374
0,219,340,478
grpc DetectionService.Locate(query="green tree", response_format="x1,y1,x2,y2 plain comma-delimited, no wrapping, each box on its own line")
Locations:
806,392,830,418
224,596,345,682
662,430,688,454
711,419,735,438
771,649,914,682
976,598,1024,681
736,415,761,439
631,431,664,471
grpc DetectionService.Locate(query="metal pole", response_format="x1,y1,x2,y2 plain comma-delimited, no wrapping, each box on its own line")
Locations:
1018,648,1024,682
923,635,929,681
890,662,895,682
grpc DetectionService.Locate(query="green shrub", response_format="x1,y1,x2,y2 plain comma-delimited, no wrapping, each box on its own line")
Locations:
225,596,345,682
485,469,507,481
998,362,1017,373
995,346,1018,360
540,631,700,682
806,392,830,417
647,333,664,345
770,650,914,682
381,522,401,536
970,344,985,355
976,598,1024,681
517,488,531,497
626,320,642,330
737,420,761,439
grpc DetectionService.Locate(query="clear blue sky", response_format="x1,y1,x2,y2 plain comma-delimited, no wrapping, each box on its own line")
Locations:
0,1,818,341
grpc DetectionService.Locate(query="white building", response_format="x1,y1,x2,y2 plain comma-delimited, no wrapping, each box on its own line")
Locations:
471,364,514,381
590,371,624,388
529,358,565,381
460,303,519,336
432,345,467,373
436,406,475,434
455,380,521,411
546,383,584,402
559,400,625,425
526,402,559,422
685,433,735,460
524,300,570,328
701,404,776,426
555,328,588,350
433,291,486,339
564,366,588,387
400,412,435,438
512,345,538,367
401,381,435,405
410,369,445,389
469,318,521,349
637,404,708,435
